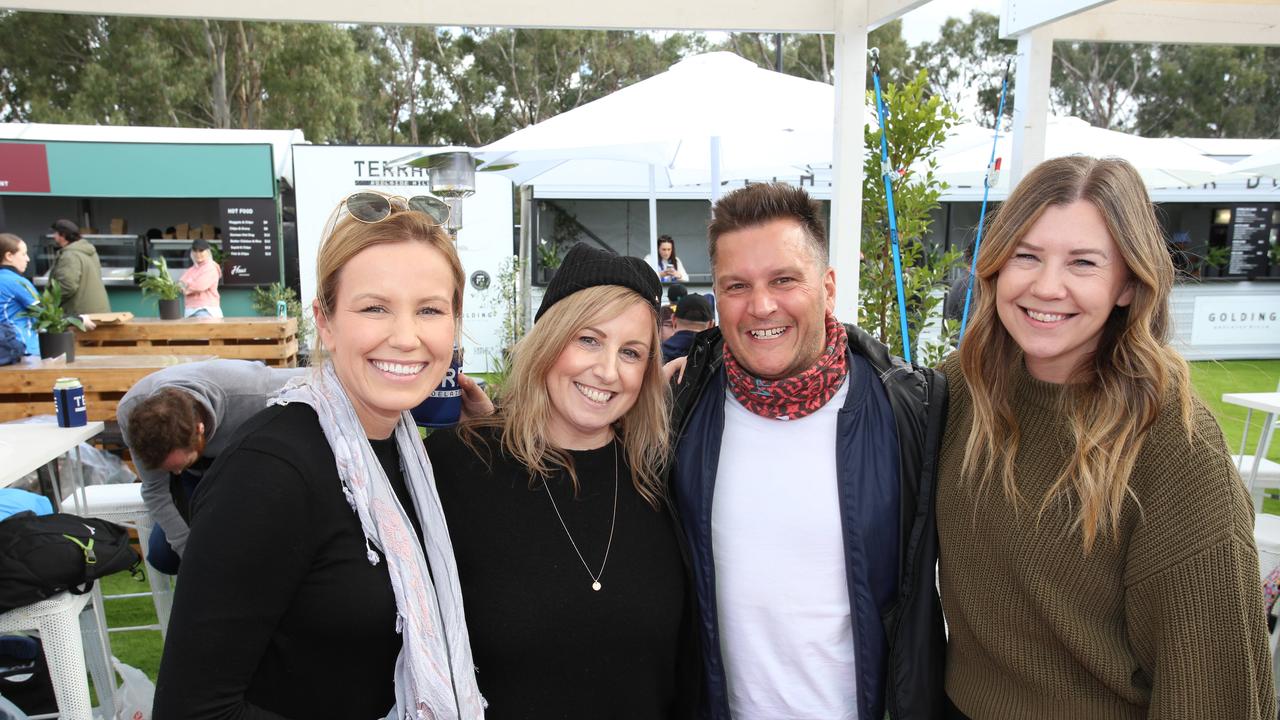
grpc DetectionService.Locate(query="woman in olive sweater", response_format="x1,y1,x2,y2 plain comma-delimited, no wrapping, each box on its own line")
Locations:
939,156,1274,720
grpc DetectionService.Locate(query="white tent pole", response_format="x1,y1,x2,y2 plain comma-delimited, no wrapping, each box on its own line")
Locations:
1009,26,1054,185
648,163,660,269
830,0,869,324
710,136,723,206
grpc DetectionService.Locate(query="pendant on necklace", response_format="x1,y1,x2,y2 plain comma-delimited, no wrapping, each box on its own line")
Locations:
592,581,602,591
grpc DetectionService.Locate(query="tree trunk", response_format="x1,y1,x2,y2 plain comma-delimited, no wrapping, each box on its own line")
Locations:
203,20,231,129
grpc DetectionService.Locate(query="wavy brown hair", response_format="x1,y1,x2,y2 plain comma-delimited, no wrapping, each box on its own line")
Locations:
958,156,1195,553
462,285,670,509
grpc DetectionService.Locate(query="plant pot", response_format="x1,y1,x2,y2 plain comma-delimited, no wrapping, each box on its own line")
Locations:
539,267,558,285
158,298,182,320
38,331,75,362
1270,266,1280,278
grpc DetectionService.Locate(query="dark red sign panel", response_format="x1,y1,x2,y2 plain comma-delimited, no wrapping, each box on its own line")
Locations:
0,143,52,193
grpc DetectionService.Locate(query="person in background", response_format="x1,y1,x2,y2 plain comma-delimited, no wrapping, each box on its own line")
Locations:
661,293,714,364
669,183,946,720
49,218,110,315
117,359,307,574
939,156,1274,719
667,282,689,306
155,192,486,719
659,304,677,343
427,242,698,719
647,235,689,283
0,233,40,356
179,238,222,318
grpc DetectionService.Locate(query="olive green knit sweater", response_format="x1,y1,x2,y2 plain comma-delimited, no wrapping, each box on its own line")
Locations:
939,357,1275,720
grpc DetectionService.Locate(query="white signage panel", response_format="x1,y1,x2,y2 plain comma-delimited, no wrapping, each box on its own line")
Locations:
1190,295,1280,346
292,145,513,372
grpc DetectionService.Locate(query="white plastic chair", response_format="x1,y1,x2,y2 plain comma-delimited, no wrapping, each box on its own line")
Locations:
61,483,174,636
0,592,113,720
1255,513,1280,709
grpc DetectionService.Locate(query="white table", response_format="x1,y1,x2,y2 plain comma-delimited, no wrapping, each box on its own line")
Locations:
1222,392,1280,511
0,419,116,715
0,420,105,488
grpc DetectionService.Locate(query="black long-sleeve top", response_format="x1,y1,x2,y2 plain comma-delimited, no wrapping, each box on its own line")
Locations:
154,402,424,720
427,425,694,720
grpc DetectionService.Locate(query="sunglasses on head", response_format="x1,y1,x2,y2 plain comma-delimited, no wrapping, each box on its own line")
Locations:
341,192,451,226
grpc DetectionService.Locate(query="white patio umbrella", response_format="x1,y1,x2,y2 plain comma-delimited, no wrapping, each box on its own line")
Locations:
474,51,836,265
930,117,1231,192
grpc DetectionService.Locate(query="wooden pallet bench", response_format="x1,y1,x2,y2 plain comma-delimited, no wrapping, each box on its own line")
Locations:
0,354,215,423
77,317,299,367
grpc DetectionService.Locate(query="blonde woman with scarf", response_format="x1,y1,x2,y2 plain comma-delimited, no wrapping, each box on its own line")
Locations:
155,193,488,720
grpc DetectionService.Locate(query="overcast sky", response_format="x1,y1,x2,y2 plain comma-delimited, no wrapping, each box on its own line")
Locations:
899,0,1004,46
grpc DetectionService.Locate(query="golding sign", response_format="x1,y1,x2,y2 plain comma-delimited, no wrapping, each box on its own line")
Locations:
1190,295,1280,346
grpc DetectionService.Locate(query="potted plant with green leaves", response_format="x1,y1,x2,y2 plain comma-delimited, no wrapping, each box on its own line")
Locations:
135,257,183,319
1269,241,1280,278
18,279,86,361
537,239,563,284
1203,245,1231,278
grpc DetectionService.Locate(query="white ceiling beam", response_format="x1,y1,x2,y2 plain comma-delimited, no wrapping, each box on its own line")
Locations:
1000,0,1115,36
1045,1,1280,45
867,0,934,30
0,0,839,32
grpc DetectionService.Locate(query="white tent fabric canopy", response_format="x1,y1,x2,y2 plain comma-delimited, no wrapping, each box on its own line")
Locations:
929,116,1231,192
475,51,838,268
1227,146,1280,180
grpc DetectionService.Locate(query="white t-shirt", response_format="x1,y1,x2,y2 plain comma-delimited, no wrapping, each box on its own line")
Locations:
712,378,858,720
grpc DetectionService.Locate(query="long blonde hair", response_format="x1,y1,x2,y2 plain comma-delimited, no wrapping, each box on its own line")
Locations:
958,156,1195,553
463,285,670,508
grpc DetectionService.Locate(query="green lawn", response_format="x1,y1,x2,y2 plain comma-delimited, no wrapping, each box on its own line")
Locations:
92,360,1280,682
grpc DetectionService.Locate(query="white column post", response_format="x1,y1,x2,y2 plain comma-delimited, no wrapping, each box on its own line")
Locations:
830,0,869,324
1009,26,1054,185
648,164,660,266
710,136,723,206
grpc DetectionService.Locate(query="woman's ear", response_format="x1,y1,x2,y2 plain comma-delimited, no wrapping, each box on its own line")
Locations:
313,298,332,351
1117,280,1136,308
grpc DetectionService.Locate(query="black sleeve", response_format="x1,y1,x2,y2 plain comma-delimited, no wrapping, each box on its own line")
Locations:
153,447,313,720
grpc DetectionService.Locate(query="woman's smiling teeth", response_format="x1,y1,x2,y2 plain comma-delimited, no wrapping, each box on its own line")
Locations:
574,382,614,405
371,359,425,376
1024,308,1072,323
749,327,787,339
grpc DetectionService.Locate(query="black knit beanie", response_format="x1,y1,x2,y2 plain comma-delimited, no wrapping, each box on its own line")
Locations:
535,243,661,321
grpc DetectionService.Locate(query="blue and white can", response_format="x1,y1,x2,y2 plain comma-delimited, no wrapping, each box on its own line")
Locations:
411,347,463,428
53,377,87,428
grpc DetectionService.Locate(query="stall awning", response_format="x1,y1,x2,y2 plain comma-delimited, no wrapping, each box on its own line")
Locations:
0,140,276,198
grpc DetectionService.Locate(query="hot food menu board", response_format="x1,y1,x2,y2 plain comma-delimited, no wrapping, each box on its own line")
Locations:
1228,205,1275,276
219,198,281,286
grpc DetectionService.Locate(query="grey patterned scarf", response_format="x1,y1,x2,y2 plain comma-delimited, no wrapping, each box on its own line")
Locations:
271,362,484,720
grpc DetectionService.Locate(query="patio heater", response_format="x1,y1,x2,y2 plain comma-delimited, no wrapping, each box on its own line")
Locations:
424,151,476,237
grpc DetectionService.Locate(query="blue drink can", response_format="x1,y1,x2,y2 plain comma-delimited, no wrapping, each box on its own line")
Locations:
276,300,288,319
411,347,463,428
54,377,87,428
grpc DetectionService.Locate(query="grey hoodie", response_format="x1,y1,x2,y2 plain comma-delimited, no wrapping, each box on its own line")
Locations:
117,359,308,556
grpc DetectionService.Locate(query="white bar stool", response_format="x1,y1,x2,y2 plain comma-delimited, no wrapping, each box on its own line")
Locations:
61,483,174,636
0,592,113,720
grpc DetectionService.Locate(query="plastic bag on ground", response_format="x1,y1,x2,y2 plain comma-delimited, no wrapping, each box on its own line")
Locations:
110,657,153,720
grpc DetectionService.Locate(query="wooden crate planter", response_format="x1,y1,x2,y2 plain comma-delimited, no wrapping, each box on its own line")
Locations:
78,317,299,367
0,354,215,423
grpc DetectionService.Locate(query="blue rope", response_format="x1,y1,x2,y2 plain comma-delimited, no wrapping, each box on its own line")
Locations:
870,49,913,364
959,61,1012,342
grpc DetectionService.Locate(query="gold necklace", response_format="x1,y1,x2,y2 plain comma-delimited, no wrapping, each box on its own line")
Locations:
541,441,618,591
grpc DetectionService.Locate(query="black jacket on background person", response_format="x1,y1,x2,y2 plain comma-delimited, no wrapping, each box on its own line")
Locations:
667,323,948,720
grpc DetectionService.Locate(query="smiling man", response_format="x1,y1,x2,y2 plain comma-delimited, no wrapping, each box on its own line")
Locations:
668,183,948,720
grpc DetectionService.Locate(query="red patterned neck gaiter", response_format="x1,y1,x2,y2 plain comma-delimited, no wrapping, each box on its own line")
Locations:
724,313,849,421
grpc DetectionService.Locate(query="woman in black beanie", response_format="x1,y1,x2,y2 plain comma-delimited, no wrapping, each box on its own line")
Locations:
427,243,699,719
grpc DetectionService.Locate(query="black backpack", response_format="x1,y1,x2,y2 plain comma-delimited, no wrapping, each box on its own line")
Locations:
0,511,142,613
